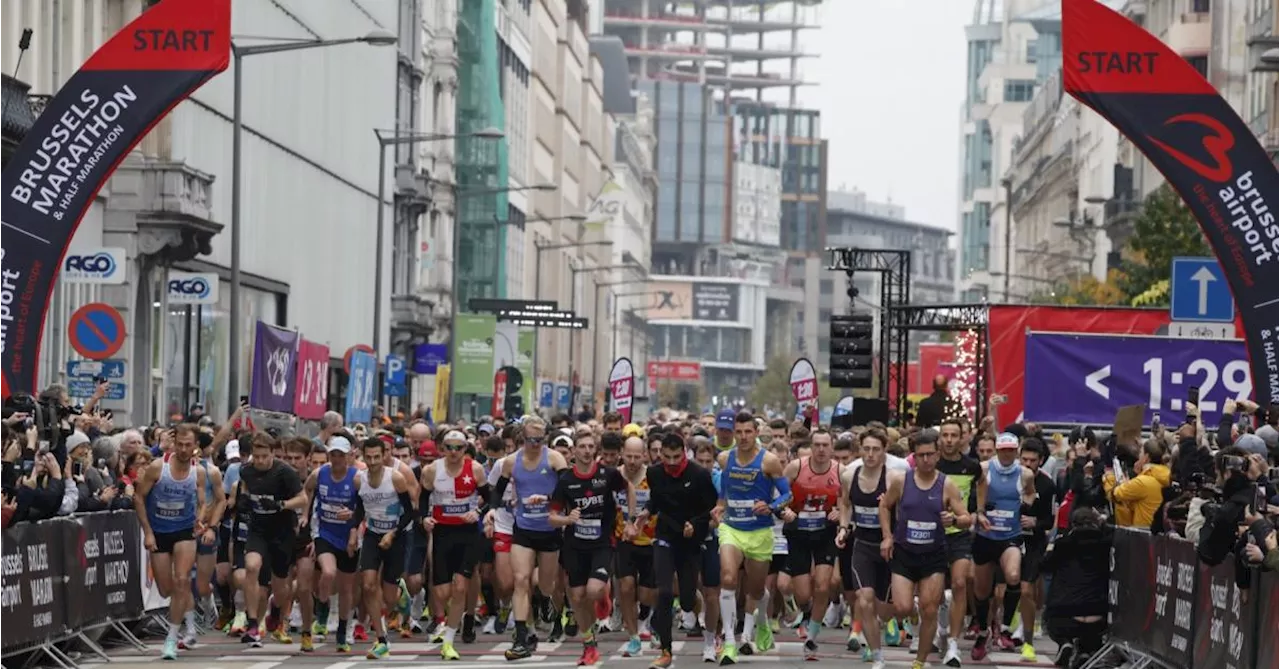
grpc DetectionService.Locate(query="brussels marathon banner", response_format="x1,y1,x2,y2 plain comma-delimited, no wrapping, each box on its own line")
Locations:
0,0,231,399
1063,0,1279,411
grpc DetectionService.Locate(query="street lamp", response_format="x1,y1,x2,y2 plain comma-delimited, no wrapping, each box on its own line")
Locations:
1000,176,1013,303
529,228,602,382
610,290,651,364
590,283,651,394
227,31,396,415
371,127,504,354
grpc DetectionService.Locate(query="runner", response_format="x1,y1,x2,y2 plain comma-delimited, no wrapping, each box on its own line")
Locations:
270,438,318,645
783,427,841,660
879,431,972,669
486,417,570,661
482,435,517,635
133,424,210,659
235,432,308,648
1011,438,1055,662
353,436,418,659
713,409,736,451
305,435,361,653
215,441,246,633
692,439,724,663
195,431,227,634
935,418,984,667
836,429,892,669
616,435,659,656
970,433,1036,662
766,441,799,633
638,432,720,669
715,411,794,664
421,429,490,660
550,431,635,667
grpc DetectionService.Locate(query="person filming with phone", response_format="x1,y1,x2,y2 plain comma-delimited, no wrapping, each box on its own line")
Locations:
1197,446,1273,568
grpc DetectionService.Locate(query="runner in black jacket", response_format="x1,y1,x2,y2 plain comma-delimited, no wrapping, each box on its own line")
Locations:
635,433,718,668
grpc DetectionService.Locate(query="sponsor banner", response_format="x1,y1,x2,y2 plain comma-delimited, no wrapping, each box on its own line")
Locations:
1,519,65,650
292,338,329,420
62,247,127,284
691,283,739,322
609,357,635,423
1064,0,1279,411
62,510,142,629
344,348,377,424
431,364,451,421
1193,559,1253,669
454,314,497,395
1256,568,1279,669
1024,332,1249,426
249,322,298,413
647,360,702,389
412,342,449,374
584,179,626,231
1108,528,1155,648
1149,535,1198,668
645,282,693,320
988,305,1174,422
789,357,818,421
0,0,231,400
517,329,536,413
167,270,219,305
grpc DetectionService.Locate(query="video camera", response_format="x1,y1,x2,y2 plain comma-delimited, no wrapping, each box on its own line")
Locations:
2,390,82,445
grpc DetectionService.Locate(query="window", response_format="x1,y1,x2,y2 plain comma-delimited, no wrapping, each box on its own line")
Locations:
1003,79,1036,102
1025,39,1038,64
1186,56,1209,78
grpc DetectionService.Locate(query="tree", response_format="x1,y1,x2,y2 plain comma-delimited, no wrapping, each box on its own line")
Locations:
1117,184,1213,304
748,354,796,414
1036,268,1131,306
655,381,705,413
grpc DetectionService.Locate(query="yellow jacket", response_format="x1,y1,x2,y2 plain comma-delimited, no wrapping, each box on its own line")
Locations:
1104,464,1172,528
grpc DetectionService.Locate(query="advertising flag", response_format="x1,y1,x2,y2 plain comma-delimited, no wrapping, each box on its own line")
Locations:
608,357,636,423
0,0,232,399
584,179,626,231
249,322,298,413
344,349,377,424
454,314,497,395
789,357,818,420
1063,0,1279,410
517,329,536,414
293,339,330,420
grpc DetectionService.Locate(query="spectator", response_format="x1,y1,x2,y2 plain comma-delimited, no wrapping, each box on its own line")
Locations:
914,374,958,428
1042,508,1113,668
1104,439,1171,528
1198,448,1268,566
13,452,67,524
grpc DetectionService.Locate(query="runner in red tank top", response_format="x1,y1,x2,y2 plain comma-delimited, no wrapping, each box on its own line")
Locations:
782,427,843,659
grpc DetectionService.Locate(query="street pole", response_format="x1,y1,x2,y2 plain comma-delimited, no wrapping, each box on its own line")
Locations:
373,140,387,353
228,49,243,415
1002,177,1013,303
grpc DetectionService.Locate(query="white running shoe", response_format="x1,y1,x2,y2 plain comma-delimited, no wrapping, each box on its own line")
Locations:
821,603,841,629
702,639,717,663
482,616,497,635
943,640,963,667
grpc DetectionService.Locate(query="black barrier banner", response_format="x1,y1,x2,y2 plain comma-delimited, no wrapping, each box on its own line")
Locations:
0,0,231,399
1149,535,1197,668
1,521,66,650
62,511,143,628
1256,569,1279,669
1063,0,1280,410
1108,527,1152,645
1193,559,1254,669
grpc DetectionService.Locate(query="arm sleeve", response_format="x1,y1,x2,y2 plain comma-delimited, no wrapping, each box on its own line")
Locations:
490,475,510,510
351,495,366,526
419,486,432,517
396,490,417,533
769,473,793,512
475,483,492,514
1034,478,1055,532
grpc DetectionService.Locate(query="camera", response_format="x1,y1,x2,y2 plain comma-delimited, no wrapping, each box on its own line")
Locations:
2,390,82,445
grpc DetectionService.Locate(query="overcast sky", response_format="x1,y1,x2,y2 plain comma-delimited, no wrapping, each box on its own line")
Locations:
800,0,972,231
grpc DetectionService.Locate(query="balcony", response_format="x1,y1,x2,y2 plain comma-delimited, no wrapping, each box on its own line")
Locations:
603,13,708,30
1167,12,1211,57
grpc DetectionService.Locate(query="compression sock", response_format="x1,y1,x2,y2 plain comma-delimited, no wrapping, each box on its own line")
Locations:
1002,585,1021,628
973,598,991,636
336,619,348,643
719,590,738,640
217,581,233,611
639,603,652,623
515,620,529,644
316,598,330,626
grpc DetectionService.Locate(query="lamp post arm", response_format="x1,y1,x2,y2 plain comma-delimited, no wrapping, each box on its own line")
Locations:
233,37,368,58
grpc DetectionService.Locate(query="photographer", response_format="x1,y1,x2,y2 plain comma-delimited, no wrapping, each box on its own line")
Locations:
1196,447,1269,567
1064,428,1108,517
1041,507,1113,668
68,433,129,512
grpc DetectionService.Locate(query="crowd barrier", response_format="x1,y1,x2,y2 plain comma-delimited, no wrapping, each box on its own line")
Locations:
1,511,170,665
1109,528,1278,669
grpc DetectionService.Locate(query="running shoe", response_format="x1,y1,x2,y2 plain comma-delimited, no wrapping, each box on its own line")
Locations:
441,641,461,661
755,616,775,653
702,638,717,663
398,579,412,618
770,617,781,633
300,632,314,652
312,621,328,637
971,634,989,661
229,611,247,636
367,640,390,659
911,661,926,669
336,640,352,653
1053,642,1075,668
870,660,886,669
271,628,292,644
178,631,198,650
216,608,235,632
1021,642,1038,663
265,606,279,633
411,619,424,635
505,639,535,661
996,629,1017,651
846,629,862,653
483,616,498,635
718,641,738,665
803,639,819,661
241,625,263,648
388,612,401,632
548,619,565,643
783,610,804,629
640,619,653,641
883,618,902,647
400,622,414,639
964,622,981,640
578,644,601,666
463,615,478,644
651,650,674,669
425,617,442,638
623,637,644,657
565,610,580,638
943,642,963,667
821,603,841,628
739,638,754,656
353,623,369,642
161,637,178,661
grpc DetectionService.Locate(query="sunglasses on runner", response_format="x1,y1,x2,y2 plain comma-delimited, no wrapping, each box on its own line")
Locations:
525,435,544,444
442,442,466,452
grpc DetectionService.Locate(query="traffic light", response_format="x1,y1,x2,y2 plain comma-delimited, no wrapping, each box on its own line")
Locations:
829,313,874,389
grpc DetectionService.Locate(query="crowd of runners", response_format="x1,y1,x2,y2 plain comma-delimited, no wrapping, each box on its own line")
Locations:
134,405,1086,669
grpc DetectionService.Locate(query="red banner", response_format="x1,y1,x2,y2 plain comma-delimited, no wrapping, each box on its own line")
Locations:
292,339,330,420
647,360,702,389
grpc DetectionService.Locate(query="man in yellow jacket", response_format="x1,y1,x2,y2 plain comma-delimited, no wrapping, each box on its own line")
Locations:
1104,440,1172,528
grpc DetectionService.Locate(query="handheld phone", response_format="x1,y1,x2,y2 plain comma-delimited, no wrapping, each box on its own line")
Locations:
239,395,250,406
1255,483,1269,515
93,375,107,385
72,462,83,478
1186,386,1200,423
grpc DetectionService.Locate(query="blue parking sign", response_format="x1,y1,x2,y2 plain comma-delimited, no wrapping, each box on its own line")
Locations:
555,384,571,410
540,381,554,408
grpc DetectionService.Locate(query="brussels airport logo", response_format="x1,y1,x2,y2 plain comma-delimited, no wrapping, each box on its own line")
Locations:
61,248,126,284
167,272,217,304
1148,113,1236,183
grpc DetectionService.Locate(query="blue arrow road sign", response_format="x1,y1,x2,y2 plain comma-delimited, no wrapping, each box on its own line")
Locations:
1171,257,1235,323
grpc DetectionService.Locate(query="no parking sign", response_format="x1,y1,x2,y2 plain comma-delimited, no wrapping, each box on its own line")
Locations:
68,303,126,360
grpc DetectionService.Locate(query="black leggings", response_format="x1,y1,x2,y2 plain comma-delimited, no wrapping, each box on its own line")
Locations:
653,538,702,652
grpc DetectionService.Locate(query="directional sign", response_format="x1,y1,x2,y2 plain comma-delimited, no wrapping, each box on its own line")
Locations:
1165,321,1236,340
66,359,126,380
67,303,127,360
68,377,126,400
1024,332,1251,426
1170,257,1234,323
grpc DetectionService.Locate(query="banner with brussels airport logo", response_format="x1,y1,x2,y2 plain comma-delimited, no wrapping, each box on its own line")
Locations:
62,248,127,284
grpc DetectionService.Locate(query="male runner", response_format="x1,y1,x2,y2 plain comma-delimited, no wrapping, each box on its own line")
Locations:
599,431,624,469
195,435,227,633
783,427,841,660
936,419,984,667
970,433,1036,662
354,437,418,659
715,412,794,663
134,424,209,659
692,440,724,663
235,433,308,647
482,435,516,634
401,423,434,635
215,441,246,633
639,432,720,669
487,418,570,660
837,429,892,668
421,429,490,660
1011,438,1054,663
713,409,736,451
616,435,658,655
305,435,361,652
268,439,317,645
879,431,972,669
550,432,635,666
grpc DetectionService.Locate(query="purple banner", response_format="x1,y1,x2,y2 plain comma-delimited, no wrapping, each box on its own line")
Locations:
1024,332,1251,426
250,321,298,413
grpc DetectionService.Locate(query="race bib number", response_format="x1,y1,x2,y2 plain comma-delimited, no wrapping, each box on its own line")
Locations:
988,509,1016,534
797,510,827,531
369,516,397,533
522,497,549,519
442,503,470,517
156,500,185,518
727,498,754,520
772,523,789,554
575,518,603,541
854,505,880,528
319,502,347,523
906,519,938,545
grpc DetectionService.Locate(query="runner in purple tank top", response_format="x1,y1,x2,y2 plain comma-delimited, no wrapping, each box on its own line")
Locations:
877,431,971,669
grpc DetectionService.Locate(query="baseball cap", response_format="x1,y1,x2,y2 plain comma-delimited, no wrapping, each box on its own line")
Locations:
716,408,736,431
417,440,439,459
442,430,468,445
551,432,574,448
478,423,496,436
1236,433,1268,456
326,436,352,454
622,423,645,438
224,440,242,460
996,432,1020,450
